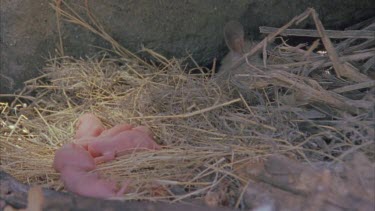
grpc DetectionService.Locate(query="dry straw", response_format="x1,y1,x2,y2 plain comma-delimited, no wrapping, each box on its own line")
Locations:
0,3,374,206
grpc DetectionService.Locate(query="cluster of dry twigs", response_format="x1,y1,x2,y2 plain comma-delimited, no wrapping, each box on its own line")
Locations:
0,4,374,208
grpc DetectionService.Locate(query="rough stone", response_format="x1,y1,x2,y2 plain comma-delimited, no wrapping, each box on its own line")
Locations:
1,0,373,95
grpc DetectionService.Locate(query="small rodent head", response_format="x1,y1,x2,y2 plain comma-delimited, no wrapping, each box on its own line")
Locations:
216,21,262,81
224,21,245,55
75,113,105,139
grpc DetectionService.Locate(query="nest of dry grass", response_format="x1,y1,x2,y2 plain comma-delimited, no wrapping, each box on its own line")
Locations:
0,5,374,207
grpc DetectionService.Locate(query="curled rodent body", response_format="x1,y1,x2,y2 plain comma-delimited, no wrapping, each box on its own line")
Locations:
215,21,263,82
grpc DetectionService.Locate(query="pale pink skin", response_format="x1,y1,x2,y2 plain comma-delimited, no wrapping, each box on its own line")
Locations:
100,123,134,137
60,167,129,199
72,115,160,164
53,143,129,199
73,123,134,146
54,113,159,198
85,127,160,164
54,114,160,199
53,143,95,172
132,126,154,137
75,113,105,139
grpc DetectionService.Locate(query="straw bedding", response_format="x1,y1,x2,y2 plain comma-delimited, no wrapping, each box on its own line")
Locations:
0,6,374,206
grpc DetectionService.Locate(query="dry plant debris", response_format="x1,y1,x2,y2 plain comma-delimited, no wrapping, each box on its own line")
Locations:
0,6,374,210
4,186,44,211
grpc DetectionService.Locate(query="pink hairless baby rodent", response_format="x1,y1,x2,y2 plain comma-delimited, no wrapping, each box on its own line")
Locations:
74,123,135,145
53,143,129,199
74,113,105,139
53,143,95,172
60,167,129,199
82,126,161,164
73,116,160,164
100,123,134,137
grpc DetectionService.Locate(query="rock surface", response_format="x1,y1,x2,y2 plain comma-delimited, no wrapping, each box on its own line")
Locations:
1,0,374,94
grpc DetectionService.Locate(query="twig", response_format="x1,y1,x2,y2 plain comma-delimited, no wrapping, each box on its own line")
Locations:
0,94,36,101
55,0,64,56
260,26,375,39
311,9,345,78
126,98,241,120
362,55,375,73
331,81,375,94
345,17,375,30
229,8,313,71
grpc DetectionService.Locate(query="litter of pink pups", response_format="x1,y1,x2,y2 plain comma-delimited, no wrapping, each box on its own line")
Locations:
53,113,161,199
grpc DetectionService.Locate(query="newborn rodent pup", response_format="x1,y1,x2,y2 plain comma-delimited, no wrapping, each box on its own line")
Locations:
215,20,262,81
74,113,105,139
53,143,95,172
84,126,161,164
